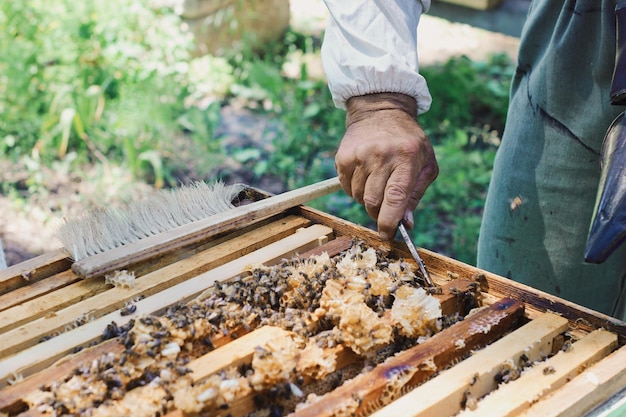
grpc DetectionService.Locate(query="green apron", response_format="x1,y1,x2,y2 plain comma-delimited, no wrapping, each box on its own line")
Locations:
477,0,626,319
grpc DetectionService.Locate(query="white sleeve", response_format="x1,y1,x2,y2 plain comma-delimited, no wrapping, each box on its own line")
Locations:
321,0,432,114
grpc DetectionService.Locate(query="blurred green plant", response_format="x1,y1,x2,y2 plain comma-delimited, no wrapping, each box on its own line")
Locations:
0,0,227,188
420,54,513,143
0,0,515,265
225,30,344,189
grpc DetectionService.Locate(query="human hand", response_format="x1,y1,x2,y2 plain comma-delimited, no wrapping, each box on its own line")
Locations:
335,93,438,241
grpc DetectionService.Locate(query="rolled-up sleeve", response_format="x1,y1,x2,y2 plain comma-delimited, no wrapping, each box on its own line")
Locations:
321,0,432,114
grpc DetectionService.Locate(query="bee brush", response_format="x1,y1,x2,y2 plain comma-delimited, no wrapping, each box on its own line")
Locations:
58,177,341,279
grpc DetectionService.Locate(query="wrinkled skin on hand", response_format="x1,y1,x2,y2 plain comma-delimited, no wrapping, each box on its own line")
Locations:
336,93,439,241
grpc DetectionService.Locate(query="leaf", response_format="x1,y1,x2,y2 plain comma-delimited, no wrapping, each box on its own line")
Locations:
253,159,268,177
138,150,164,189
302,102,321,119
58,107,76,158
232,147,261,163
72,109,87,140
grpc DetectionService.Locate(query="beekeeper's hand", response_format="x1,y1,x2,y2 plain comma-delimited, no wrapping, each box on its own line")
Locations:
336,92,438,241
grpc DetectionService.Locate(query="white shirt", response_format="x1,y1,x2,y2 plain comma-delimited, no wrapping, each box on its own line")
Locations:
321,0,432,114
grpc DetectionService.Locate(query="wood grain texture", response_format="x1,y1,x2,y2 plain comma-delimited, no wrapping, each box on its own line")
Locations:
458,329,618,417
0,224,333,386
0,216,308,314
519,344,626,417
0,248,71,296
0,216,311,352
300,203,626,346
0,269,81,313
0,233,344,413
371,312,569,417
4,202,626,417
288,298,525,417
0,312,252,415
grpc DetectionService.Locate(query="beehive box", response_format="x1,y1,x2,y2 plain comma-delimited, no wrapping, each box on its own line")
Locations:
1,187,626,417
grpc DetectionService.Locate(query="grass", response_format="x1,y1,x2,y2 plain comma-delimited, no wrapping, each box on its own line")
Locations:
0,0,515,265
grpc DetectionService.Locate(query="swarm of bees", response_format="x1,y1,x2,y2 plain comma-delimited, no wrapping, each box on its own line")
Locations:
25,240,444,417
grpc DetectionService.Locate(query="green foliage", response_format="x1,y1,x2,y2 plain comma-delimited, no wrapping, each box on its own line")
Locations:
226,29,345,189
408,54,513,264
415,128,497,264
0,0,515,265
419,54,513,143
0,0,225,187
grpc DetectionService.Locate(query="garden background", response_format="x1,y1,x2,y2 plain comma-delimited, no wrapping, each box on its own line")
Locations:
0,0,521,266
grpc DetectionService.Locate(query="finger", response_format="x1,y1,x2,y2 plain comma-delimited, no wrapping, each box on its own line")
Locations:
406,156,439,213
350,166,367,205
403,209,414,229
362,170,389,222
377,169,415,241
334,157,354,198
403,144,439,229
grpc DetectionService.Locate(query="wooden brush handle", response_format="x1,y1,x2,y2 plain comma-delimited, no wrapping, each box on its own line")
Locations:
72,177,342,279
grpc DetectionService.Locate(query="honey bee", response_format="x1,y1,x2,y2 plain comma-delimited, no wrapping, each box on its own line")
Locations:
543,366,556,375
120,302,137,316
426,286,443,295
509,195,524,211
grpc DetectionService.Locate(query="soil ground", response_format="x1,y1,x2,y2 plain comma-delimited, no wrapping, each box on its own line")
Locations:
0,3,521,267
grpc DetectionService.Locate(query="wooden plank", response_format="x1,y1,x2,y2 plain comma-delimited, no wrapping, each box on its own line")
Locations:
0,216,296,313
297,235,352,259
0,340,124,415
0,235,347,414
298,206,626,343
82,281,486,417
0,224,334,386
519,344,626,417
118,213,301,278
0,316,250,415
421,253,626,342
187,326,290,381
298,206,388,251
371,312,569,417
64,342,347,417
0,269,81,313
289,298,525,417
0,248,71,296
78,326,300,417
0,215,310,337
299,206,626,346
457,329,618,417
0,273,108,334
162,347,357,417
72,177,341,278
1,253,483,416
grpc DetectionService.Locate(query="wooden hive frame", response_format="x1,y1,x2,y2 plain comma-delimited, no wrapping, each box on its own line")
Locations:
1,194,626,417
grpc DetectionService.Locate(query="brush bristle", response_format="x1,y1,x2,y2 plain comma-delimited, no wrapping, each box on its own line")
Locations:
58,181,246,261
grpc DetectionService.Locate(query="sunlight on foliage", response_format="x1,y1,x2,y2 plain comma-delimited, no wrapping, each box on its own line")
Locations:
0,0,515,264
0,0,226,187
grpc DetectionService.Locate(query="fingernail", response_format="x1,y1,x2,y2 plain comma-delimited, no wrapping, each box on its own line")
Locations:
403,210,414,229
